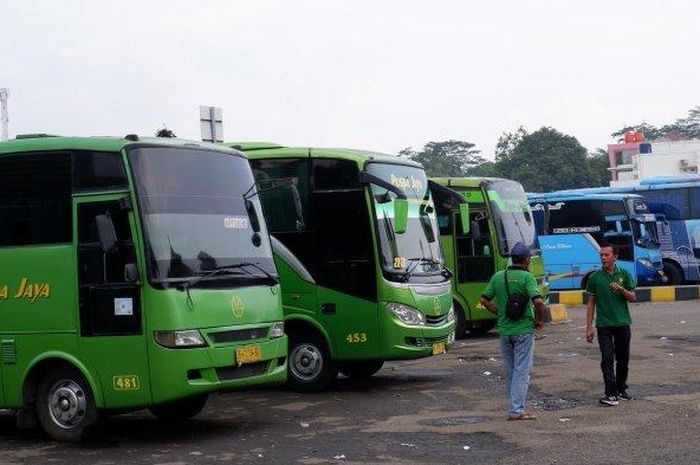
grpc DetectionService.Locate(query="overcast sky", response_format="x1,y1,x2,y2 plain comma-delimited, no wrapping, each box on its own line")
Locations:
1,0,699,159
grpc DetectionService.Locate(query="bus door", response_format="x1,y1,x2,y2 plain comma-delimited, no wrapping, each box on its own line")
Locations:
454,205,495,320
74,195,150,407
312,182,380,360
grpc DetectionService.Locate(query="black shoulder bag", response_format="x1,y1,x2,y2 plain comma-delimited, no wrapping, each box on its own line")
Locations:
504,269,528,320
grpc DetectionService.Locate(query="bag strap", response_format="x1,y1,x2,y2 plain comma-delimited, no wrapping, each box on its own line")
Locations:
504,268,511,298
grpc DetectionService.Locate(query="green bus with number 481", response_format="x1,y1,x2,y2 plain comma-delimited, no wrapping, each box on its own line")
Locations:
0,135,287,441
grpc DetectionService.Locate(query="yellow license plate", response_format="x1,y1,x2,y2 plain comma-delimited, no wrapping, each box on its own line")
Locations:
235,345,263,365
432,341,446,355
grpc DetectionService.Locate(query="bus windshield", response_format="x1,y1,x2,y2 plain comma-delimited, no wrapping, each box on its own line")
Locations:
486,180,537,255
366,163,444,282
129,147,277,287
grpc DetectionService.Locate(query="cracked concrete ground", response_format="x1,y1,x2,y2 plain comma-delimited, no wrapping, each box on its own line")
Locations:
1,300,699,464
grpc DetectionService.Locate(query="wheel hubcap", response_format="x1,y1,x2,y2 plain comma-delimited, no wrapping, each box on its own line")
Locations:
290,343,323,381
48,380,87,429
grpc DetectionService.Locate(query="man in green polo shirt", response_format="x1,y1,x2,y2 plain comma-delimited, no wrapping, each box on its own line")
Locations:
586,242,637,406
480,242,547,420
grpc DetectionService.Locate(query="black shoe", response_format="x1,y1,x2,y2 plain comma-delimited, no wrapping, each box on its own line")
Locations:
599,395,619,406
618,390,633,401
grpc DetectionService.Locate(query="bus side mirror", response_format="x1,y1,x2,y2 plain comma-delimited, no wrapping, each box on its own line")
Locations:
394,198,408,234
459,203,470,234
124,263,140,283
96,214,118,254
289,182,305,230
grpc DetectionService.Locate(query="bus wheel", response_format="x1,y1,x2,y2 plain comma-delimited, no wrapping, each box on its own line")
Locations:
36,367,100,442
339,361,384,380
466,320,495,337
287,333,337,393
663,262,683,286
149,394,208,421
453,301,467,339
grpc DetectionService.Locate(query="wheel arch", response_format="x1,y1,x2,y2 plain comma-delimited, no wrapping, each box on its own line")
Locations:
22,353,104,409
283,315,335,358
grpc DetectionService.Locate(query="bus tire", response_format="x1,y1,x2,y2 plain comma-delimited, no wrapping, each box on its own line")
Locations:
35,366,101,442
663,262,683,286
466,320,496,337
339,361,384,380
149,394,208,421
453,301,468,339
287,332,337,393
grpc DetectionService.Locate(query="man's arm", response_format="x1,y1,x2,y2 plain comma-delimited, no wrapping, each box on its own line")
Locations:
532,297,546,330
586,295,596,343
479,296,498,315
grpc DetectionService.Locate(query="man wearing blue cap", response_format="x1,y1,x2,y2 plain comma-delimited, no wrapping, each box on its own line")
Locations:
480,242,547,420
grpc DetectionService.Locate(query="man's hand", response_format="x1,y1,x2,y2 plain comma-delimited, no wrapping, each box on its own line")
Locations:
534,319,544,330
586,326,595,343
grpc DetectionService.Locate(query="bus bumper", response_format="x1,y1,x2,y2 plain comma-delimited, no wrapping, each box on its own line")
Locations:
378,312,455,360
148,335,288,405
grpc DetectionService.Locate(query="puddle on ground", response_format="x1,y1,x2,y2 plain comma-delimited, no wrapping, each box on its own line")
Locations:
531,396,580,411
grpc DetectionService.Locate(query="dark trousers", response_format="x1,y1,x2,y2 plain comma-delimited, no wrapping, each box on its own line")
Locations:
597,326,631,397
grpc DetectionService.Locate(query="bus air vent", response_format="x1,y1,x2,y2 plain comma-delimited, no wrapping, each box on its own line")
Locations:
209,327,270,344
1,338,16,364
426,314,448,326
216,361,268,381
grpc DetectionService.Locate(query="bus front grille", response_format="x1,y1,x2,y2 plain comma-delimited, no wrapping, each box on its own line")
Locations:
208,327,270,344
425,314,448,326
216,361,269,381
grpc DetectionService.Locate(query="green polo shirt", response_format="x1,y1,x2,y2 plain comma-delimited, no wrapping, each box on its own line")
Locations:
482,266,542,336
586,266,635,327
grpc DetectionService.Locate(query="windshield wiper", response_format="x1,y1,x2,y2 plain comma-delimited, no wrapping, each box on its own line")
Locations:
401,257,448,282
176,262,278,291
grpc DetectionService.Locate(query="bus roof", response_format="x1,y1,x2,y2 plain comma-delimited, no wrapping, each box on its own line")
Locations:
225,142,423,169
527,191,642,202
430,177,517,189
640,175,700,185
0,135,240,156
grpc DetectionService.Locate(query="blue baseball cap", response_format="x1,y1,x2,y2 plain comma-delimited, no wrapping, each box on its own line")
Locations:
510,242,531,259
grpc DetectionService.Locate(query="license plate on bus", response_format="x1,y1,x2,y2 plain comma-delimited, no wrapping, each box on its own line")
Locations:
432,342,446,355
235,345,262,365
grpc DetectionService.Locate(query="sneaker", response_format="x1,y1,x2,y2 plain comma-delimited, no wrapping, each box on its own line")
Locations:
618,390,633,401
599,395,619,406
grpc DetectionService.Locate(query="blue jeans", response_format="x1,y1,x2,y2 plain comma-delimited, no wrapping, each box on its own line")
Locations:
500,333,535,417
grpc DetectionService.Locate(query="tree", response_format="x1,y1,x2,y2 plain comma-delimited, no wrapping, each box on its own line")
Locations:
494,126,528,163
587,148,610,187
610,106,700,141
400,140,485,177
494,127,592,192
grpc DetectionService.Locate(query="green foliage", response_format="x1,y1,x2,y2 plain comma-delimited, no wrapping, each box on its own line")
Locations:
587,148,610,188
611,106,700,141
400,140,486,177
491,127,599,192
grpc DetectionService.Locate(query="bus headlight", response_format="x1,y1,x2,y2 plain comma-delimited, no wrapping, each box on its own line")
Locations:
154,330,207,348
446,306,455,323
269,321,285,338
387,303,425,326
637,258,654,269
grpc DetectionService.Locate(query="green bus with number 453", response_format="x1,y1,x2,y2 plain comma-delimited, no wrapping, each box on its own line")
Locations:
228,143,460,392
0,135,287,441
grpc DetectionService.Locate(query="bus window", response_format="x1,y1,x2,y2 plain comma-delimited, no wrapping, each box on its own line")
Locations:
456,208,494,283
0,152,72,247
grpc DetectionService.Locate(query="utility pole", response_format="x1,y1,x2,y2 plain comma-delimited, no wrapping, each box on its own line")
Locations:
0,88,8,141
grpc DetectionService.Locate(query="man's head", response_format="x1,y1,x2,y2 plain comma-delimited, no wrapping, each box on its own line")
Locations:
600,242,618,269
510,242,532,267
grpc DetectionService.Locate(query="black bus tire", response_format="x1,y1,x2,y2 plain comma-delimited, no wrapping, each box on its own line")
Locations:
663,262,683,286
36,366,101,442
453,301,468,339
339,360,384,380
149,394,208,421
287,332,337,393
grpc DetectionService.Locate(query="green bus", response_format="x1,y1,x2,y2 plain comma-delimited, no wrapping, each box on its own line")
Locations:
0,135,287,441
227,143,457,392
430,177,549,337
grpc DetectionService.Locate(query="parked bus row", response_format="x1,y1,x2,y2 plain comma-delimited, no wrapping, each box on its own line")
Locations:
0,135,546,441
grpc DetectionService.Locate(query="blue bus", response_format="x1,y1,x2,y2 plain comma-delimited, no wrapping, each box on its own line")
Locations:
549,176,700,284
528,192,664,290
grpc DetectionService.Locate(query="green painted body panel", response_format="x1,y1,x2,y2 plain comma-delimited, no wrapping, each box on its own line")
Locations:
432,177,549,325
238,144,455,363
0,136,287,411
